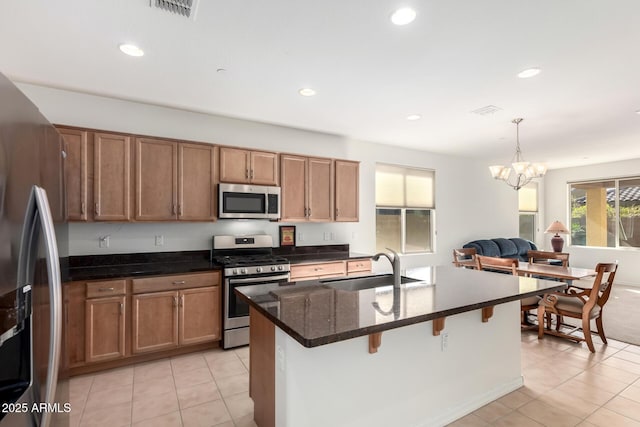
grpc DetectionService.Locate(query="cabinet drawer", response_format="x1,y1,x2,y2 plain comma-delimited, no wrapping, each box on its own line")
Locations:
290,261,346,281
132,272,220,294
86,280,127,298
347,259,372,274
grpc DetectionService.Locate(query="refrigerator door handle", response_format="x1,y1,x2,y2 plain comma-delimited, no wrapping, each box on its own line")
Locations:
33,186,63,427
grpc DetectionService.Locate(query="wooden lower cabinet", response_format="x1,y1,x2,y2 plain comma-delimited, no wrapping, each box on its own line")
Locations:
63,283,87,369
132,290,179,354
85,295,126,363
179,286,221,345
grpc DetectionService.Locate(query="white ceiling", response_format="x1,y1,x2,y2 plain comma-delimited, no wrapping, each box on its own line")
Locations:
1,0,639,169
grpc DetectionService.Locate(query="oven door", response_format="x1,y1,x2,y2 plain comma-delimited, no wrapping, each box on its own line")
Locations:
224,273,290,330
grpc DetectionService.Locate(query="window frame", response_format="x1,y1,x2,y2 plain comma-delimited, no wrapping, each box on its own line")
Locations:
374,163,436,255
568,176,640,250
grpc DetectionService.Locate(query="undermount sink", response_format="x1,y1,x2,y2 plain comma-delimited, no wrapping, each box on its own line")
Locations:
320,274,420,292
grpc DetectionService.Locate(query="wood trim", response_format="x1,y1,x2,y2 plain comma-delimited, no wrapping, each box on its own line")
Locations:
369,332,383,354
250,306,275,427
482,306,494,323
432,317,446,336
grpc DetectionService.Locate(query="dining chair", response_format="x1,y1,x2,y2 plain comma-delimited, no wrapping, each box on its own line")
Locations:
453,248,477,268
527,250,570,267
475,255,539,327
537,262,618,352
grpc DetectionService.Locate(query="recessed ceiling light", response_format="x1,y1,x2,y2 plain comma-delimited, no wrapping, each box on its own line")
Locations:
299,88,316,97
119,43,144,57
406,114,421,121
390,8,417,26
517,68,541,78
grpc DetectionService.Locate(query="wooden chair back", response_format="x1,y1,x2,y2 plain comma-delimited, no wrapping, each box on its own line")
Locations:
590,262,618,310
476,255,519,276
453,248,477,267
527,250,570,267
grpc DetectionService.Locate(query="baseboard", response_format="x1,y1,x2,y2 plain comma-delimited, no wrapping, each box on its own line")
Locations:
421,376,524,427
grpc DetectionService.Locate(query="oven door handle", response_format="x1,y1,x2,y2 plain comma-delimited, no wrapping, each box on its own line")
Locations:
228,274,290,284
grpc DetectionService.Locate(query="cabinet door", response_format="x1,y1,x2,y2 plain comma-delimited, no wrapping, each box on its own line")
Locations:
280,154,307,221
308,158,333,222
335,160,359,222
250,151,278,185
179,143,216,221
85,296,126,363
219,147,250,183
94,133,131,220
59,129,88,221
63,283,86,369
132,291,179,354
135,138,177,220
179,286,221,346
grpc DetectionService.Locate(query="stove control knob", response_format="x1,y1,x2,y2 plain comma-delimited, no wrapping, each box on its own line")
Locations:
277,265,284,271
240,268,247,274
232,269,238,275
256,267,262,273
271,266,276,271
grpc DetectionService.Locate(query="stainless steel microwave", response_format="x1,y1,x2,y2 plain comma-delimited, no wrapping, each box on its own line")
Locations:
218,183,281,219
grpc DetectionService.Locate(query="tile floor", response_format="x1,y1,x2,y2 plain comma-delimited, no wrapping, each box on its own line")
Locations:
69,332,640,427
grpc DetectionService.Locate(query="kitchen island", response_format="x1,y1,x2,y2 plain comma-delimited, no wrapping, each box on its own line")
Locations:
236,266,566,427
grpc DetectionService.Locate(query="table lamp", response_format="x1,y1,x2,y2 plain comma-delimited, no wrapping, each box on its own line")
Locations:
545,220,570,252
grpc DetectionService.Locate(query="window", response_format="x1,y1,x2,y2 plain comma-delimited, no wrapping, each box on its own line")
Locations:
375,164,435,253
518,183,538,242
570,178,640,248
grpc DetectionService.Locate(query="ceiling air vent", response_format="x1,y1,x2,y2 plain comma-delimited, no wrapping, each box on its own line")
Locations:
151,0,199,20
471,105,503,116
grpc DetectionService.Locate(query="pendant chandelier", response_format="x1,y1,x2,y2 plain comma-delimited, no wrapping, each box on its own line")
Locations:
489,118,547,190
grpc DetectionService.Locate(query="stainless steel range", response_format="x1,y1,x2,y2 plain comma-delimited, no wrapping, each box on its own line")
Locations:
212,235,290,349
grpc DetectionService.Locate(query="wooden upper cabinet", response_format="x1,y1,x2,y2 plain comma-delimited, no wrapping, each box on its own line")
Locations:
179,143,216,221
335,160,359,222
280,154,307,221
250,151,278,185
135,138,178,221
59,128,88,220
94,132,131,221
308,158,333,222
280,155,332,222
219,147,278,185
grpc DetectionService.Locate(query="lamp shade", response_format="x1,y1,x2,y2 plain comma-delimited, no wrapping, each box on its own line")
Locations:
545,221,570,234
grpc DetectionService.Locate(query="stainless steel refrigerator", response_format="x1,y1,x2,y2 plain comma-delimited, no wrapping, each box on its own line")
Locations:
0,72,68,427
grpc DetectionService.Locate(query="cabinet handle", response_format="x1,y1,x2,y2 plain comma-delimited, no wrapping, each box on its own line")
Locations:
250,169,254,179
304,207,307,217
81,202,86,215
180,295,184,307
98,287,115,292
245,169,249,179
308,207,311,217
314,267,323,271
119,303,124,314
178,204,183,216
336,208,340,217
172,280,186,285
173,296,178,307
95,203,99,215
172,204,177,215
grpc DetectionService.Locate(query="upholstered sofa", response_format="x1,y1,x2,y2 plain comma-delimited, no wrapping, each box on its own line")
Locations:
462,238,537,262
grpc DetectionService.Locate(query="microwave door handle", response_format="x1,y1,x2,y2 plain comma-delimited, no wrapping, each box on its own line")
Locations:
33,186,63,427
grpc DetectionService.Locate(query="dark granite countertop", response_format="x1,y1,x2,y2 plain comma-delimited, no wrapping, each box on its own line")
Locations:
67,250,218,282
235,266,567,348
273,244,371,264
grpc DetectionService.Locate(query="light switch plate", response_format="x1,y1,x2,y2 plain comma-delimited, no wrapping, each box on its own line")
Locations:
155,235,164,246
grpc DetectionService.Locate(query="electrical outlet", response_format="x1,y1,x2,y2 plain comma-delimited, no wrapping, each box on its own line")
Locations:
298,232,304,242
323,232,331,241
276,345,285,371
441,332,449,352
99,236,110,248
155,235,164,246
330,232,335,240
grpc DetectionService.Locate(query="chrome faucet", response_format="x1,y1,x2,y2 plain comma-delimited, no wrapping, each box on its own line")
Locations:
372,248,401,288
